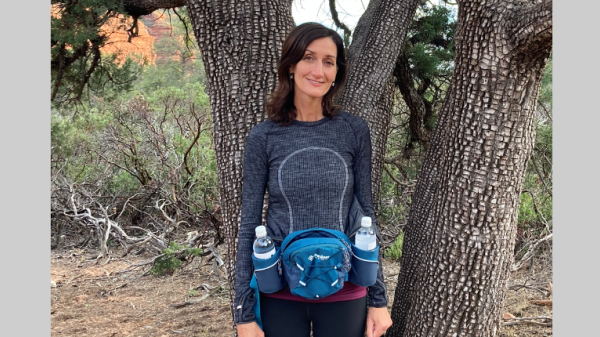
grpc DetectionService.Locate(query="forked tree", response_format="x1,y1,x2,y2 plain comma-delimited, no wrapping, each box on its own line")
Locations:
388,0,552,336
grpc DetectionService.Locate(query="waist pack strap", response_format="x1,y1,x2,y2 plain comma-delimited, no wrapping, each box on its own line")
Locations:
281,227,352,252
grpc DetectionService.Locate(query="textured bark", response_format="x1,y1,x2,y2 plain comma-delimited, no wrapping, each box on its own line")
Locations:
183,0,294,330
388,0,552,336
337,0,421,217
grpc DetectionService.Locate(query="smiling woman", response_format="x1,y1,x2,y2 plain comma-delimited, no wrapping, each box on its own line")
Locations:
234,22,392,337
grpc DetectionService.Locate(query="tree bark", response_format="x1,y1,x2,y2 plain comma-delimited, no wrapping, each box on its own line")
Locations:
388,1,552,336
183,0,294,329
337,0,421,216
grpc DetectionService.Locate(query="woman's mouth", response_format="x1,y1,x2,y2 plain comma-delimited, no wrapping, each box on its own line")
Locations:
307,78,324,86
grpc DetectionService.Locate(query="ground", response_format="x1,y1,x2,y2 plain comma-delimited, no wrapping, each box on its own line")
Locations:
51,245,552,337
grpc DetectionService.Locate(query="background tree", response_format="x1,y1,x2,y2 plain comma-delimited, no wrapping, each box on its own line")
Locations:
388,0,552,336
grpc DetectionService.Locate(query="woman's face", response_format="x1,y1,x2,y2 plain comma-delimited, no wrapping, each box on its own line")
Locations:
290,37,338,102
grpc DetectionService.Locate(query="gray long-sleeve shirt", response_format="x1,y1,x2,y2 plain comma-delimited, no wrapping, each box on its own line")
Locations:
234,111,388,324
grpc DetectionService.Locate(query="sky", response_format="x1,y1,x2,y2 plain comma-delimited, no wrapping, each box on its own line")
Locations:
291,0,369,31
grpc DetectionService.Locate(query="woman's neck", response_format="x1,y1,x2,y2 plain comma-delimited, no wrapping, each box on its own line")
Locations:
294,95,324,122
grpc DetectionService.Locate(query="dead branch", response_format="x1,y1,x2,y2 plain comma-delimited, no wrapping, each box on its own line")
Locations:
530,156,552,198
511,233,553,272
502,316,552,327
116,193,141,221
530,299,552,307
65,274,85,285
509,283,551,298
120,236,153,257
99,283,128,297
169,293,210,308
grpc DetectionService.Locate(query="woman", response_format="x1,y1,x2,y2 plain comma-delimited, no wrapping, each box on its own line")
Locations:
234,22,392,337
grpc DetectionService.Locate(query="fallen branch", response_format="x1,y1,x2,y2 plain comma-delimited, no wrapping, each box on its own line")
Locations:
121,236,153,258
509,282,551,298
530,299,552,307
107,283,128,293
169,293,210,308
66,274,85,285
502,316,552,327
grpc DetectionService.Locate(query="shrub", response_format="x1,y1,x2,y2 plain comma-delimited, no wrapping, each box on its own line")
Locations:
151,242,202,276
385,229,405,261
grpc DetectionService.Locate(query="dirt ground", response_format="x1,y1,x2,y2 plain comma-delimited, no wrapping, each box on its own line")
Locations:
51,245,552,337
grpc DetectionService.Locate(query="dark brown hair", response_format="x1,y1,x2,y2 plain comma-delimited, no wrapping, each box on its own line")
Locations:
266,22,347,125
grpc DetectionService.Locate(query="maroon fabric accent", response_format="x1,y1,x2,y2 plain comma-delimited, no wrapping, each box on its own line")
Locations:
262,282,366,303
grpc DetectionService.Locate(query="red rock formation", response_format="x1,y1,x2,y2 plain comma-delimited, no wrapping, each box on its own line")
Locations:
51,6,198,66
100,16,156,65
140,11,197,64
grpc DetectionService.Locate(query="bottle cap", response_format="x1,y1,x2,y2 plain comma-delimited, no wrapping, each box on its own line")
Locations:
361,216,372,228
255,225,267,238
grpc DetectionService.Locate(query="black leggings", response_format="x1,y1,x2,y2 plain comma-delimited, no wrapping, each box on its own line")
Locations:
260,294,367,337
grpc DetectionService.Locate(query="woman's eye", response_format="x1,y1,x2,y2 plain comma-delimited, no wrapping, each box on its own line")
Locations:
304,55,313,61
326,61,335,66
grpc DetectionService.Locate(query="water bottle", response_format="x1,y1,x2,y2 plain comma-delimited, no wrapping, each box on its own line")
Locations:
253,225,276,259
355,216,376,251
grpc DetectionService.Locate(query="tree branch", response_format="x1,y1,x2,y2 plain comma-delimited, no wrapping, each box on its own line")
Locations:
393,52,431,151
530,156,552,198
511,0,552,52
121,0,186,17
328,0,352,48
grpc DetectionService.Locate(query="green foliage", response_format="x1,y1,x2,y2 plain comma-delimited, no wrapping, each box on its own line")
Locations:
538,54,553,110
151,242,203,276
51,0,142,106
518,191,550,230
406,5,457,83
385,229,405,261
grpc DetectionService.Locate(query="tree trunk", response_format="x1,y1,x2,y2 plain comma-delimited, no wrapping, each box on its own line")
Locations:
337,0,421,216
184,0,294,329
388,1,552,336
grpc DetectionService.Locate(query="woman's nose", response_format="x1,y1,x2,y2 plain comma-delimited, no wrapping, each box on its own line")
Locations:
311,62,324,77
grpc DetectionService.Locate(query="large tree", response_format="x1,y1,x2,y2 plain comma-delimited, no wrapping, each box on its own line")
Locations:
388,0,552,336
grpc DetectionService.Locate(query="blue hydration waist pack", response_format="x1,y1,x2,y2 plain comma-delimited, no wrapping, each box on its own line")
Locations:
252,196,380,301
252,227,380,301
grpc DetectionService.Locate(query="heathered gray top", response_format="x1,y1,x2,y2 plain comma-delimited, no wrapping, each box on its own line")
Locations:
234,111,388,324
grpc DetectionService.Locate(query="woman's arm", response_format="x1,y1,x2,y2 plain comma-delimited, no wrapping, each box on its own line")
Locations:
234,123,270,325
351,116,388,309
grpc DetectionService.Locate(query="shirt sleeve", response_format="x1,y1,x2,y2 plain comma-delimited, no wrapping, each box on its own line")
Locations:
352,116,389,308
233,123,269,324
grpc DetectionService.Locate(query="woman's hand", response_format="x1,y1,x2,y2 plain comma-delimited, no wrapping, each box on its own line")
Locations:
365,307,393,337
236,321,265,337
